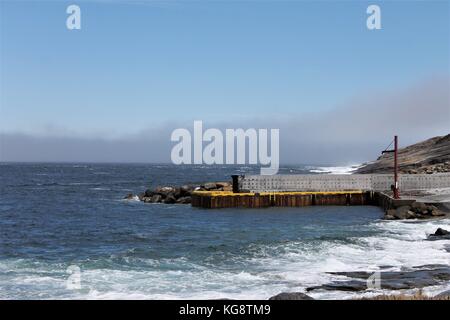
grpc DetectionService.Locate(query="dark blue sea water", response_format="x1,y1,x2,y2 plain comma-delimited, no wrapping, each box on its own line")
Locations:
0,163,449,299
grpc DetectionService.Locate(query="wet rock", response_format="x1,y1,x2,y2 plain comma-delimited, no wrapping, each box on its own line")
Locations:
163,194,177,204
405,210,417,219
427,228,450,240
155,186,175,196
269,292,314,300
172,187,181,198
176,196,191,204
123,193,135,200
307,280,367,292
411,202,427,211
435,228,449,236
431,208,445,217
180,185,194,196
393,206,411,219
385,202,447,220
434,290,450,299
203,182,217,190
216,182,231,188
130,180,231,205
384,209,397,220
143,197,153,203
151,194,162,203
307,265,450,292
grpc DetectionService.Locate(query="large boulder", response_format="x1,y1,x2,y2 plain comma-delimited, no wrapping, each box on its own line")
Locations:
203,182,218,190
308,265,450,292
176,196,191,204
180,185,195,196
393,206,412,219
384,209,396,220
143,197,153,203
164,194,177,204
429,206,445,217
155,186,175,196
151,194,162,203
434,290,450,299
131,181,233,204
173,187,182,198
427,228,450,241
269,292,314,300
216,182,231,188
405,210,416,219
123,193,135,200
434,228,449,236
411,201,427,212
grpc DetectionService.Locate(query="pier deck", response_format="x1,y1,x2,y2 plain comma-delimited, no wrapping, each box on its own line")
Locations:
191,173,450,209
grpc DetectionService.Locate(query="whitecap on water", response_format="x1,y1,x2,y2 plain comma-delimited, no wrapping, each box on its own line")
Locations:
308,164,363,175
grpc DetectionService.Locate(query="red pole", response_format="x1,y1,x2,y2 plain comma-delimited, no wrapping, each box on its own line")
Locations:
394,135,399,199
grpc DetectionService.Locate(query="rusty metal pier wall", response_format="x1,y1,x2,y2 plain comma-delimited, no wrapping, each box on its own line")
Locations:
191,191,373,209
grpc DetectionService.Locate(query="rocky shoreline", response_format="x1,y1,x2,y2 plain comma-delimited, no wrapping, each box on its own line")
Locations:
268,228,450,300
124,181,232,204
268,290,450,300
270,268,450,300
355,134,450,174
383,202,447,220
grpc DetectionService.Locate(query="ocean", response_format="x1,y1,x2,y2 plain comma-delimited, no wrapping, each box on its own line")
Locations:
0,163,449,299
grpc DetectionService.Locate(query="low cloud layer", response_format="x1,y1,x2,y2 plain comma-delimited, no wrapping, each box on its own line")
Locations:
1,75,449,165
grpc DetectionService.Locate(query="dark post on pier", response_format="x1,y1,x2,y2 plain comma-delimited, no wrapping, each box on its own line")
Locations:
231,175,240,193
394,135,399,199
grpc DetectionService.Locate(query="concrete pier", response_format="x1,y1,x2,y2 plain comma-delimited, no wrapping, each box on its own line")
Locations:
191,173,450,209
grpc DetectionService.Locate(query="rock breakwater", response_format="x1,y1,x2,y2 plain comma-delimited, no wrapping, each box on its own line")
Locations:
124,181,232,204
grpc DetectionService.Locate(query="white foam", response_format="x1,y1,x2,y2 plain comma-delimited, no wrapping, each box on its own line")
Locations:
308,164,362,175
1,219,449,300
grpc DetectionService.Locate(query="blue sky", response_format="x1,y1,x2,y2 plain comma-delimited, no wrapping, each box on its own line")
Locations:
0,1,449,163
1,0,448,135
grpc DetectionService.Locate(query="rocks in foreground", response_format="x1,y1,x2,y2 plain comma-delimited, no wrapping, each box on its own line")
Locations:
433,227,449,236
268,292,314,300
434,290,450,299
427,228,450,241
383,201,446,220
124,182,232,204
361,291,450,300
306,265,450,293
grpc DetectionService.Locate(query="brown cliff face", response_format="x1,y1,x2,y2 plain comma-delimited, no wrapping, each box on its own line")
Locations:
355,134,450,174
